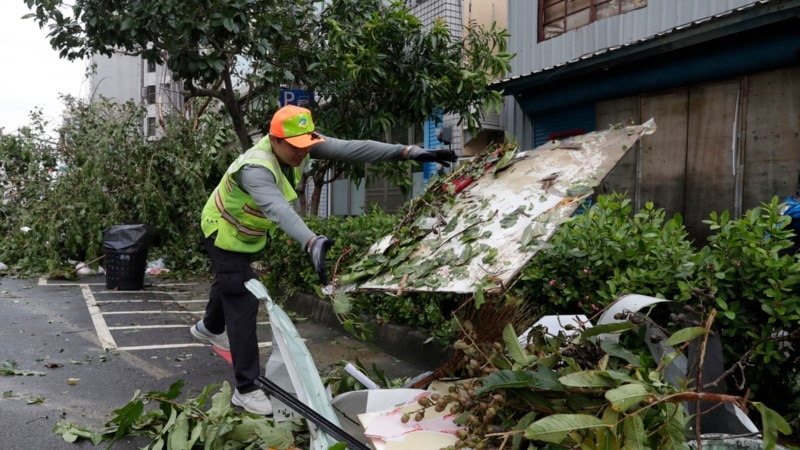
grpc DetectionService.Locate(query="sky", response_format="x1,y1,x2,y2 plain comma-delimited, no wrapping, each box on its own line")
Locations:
1,2,87,135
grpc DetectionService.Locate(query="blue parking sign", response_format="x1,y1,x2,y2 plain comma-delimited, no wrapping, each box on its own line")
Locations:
280,88,312,107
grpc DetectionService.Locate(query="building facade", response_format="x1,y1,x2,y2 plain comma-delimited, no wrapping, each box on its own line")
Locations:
90,54,184,140
493,0,800,242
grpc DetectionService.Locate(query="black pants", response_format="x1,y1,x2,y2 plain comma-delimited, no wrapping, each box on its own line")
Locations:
202,235,262,394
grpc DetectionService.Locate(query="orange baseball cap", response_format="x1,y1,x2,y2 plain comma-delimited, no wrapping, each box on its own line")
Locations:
269,105,326,148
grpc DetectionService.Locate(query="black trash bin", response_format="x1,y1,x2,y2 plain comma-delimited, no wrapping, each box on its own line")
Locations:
102,224,158,290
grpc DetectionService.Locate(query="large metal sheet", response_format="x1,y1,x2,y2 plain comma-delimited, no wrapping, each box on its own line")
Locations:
354,120,656,294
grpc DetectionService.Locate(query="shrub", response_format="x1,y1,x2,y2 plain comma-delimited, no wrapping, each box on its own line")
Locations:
517,193,697,315
0,97,237,275
515,193,800,437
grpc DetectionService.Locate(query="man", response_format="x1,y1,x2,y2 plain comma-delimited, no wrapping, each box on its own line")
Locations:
190,105,457,414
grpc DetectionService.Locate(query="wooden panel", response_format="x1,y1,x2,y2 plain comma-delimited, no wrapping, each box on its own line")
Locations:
684,81,742,243
742,67,800,210
596,96,639,200
640,89,688,219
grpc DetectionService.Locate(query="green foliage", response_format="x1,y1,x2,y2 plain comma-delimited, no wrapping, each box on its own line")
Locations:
324,358,411,397
0,97,236,275
25,0,514,206
689,198,800,418
514,193,800,439
258,204,398,292
411,320,790,450
256,204,462,342
53,380,298,449
519,193,697,316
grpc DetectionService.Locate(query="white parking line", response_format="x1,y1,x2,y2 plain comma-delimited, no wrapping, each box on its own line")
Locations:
91,299,207,303
118,342,273,351
38,276,198,288
101,310,203,315
73,281,275,352
109,321,270,330
82,284,117,350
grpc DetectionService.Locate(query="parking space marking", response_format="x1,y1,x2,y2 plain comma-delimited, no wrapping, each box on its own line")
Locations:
93,299,208,303
38,276,197,288
109,321,270,331
101,310,201,315
69,280,276,352
82,284,117,350
119,342,273,352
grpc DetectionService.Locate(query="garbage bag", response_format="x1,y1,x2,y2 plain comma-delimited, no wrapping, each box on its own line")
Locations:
102,224,158,254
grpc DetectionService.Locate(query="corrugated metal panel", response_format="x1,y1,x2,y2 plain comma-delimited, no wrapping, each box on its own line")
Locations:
532,104,596,147
423,111,445,149
507,0,538,76
507,0,765,77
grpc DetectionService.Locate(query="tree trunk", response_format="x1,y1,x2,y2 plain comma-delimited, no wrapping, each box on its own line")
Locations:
220,67,252,150
309,171,326,216
297,174,308,217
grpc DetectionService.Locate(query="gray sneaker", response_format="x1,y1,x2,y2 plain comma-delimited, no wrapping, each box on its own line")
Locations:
190,321,230,351
232,388,273,415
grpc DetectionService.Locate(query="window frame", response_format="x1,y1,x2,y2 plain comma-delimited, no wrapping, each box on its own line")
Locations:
539,0,647,41
146,117,157,137
145,85,156,105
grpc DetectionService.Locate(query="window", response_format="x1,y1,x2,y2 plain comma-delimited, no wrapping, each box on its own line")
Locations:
145,85,156,104
147,117,156,137
540,0,647,41
147,59,156,73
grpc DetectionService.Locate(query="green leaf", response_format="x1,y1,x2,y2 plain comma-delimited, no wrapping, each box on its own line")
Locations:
752,402,791,449
167,410,190,450
657,404,690,449
559,370,616,388
206,382,233,420
475,368,563,395
252,421,296,449
502,324,533,367
580,322,636,340
108,395,145,440
599,340,641,367
474,288,485,309
525,414,609,444
622,415,647,449
664,327,706,347
605,383,653,412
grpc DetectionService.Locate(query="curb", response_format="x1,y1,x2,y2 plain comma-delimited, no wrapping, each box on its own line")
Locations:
285,292,452,371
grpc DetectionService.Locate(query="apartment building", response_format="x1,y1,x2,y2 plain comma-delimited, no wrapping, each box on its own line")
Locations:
493,0,800,242
90,53,184,140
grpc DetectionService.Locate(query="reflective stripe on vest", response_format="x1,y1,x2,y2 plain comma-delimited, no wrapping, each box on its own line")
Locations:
200,136,310,252
213,189,265,237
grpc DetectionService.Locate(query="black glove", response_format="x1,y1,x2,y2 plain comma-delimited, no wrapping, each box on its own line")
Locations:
307,235,335,284
406,146,458,167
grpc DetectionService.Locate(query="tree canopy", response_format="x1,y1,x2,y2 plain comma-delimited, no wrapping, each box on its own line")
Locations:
25,0,512,149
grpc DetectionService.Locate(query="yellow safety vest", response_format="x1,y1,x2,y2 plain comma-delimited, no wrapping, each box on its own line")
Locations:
201,136,309,253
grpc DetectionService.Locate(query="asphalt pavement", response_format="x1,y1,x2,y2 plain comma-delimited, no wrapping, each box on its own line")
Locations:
0,273,437,449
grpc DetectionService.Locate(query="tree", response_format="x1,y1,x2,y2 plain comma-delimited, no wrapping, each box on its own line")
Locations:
25,0,512,213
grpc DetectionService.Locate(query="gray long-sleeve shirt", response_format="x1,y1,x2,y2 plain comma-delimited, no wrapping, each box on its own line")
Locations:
237,134,406,248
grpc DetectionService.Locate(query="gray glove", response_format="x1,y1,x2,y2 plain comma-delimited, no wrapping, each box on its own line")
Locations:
307,235,335,284
406,146,458,167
